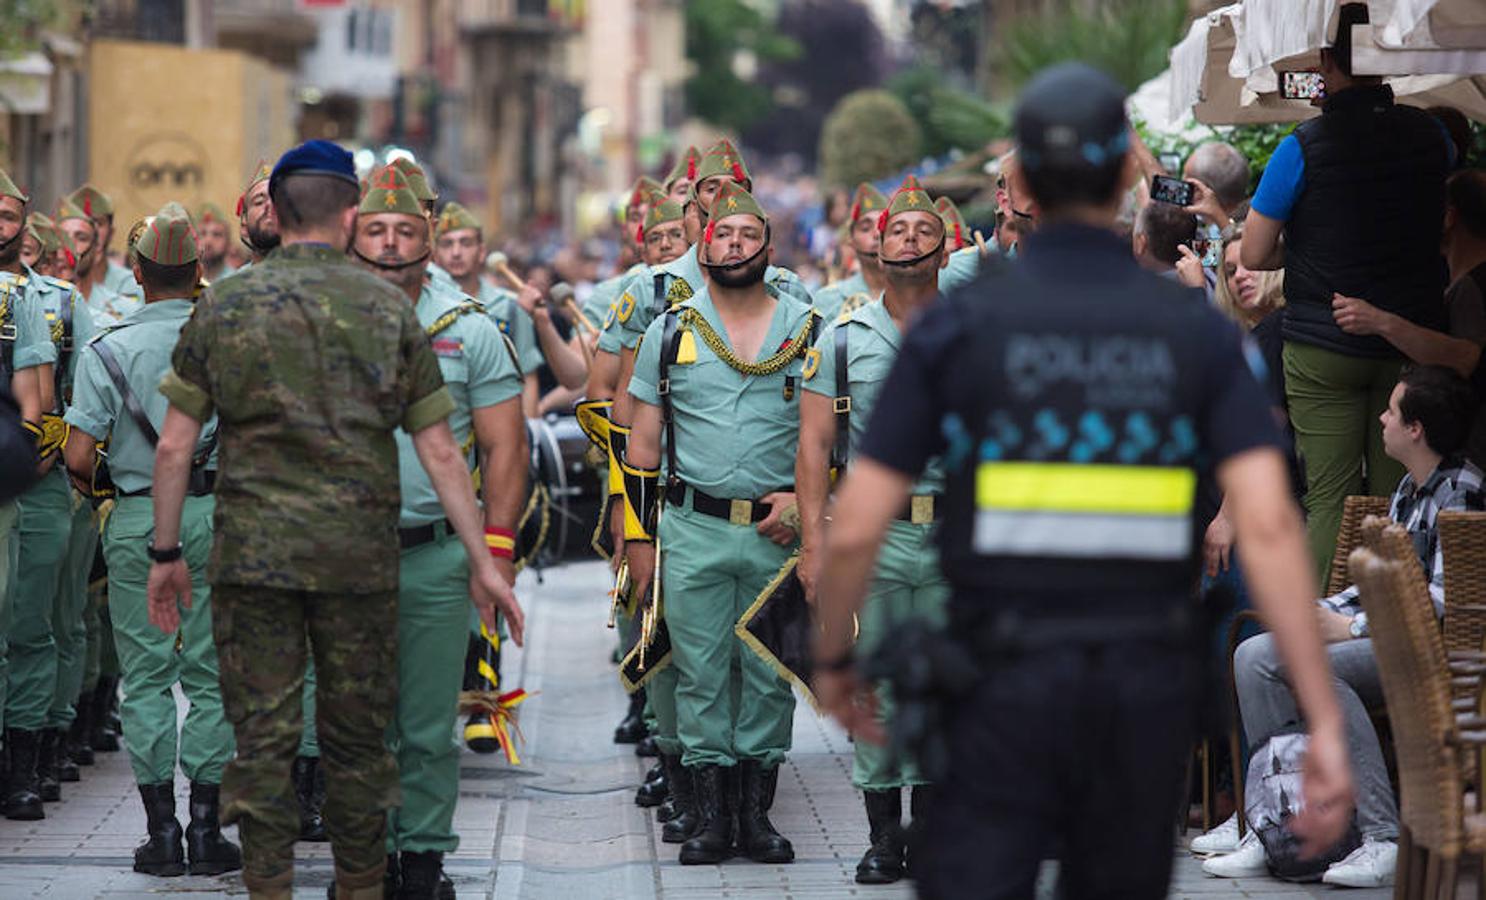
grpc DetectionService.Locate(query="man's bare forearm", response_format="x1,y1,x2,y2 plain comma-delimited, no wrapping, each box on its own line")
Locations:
1378,312,1481,373
415,421,498,573
11,367,40,422
477,403,528,530
151,407,204,550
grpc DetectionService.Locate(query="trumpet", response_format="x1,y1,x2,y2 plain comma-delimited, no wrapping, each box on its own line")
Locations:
607,558,629,629
638,527,662,672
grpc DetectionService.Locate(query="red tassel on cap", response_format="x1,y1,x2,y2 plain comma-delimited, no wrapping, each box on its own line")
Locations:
64,247,75,268
704,220,716,245
83,196,92,216
235,195,245,217
731,162,746,184
687,156,697,180
876,209,889,233
635,224,645,244
850,200,860,223
954,223,963,248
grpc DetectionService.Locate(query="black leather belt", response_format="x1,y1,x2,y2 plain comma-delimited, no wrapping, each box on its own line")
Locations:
399,518,455,550
120,470,217,498
895,494,941,524
667,483,784,525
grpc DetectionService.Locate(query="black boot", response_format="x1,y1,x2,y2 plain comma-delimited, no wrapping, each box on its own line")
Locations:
855,789,905,884
613,689,647,744
634,735,658,758
35,729,61,801
66,696,95,766
735,760,793,864
91,677,121,752
54,726,80,783
905,784,932,877
398,849,455,899
635,761,668,808
134,782,186,876
293,755,328,842
678,765,735,865
660,754,700,844
2,730,44,821
185,782,242,875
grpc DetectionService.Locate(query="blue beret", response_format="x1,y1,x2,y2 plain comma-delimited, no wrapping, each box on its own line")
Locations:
269,140,358,195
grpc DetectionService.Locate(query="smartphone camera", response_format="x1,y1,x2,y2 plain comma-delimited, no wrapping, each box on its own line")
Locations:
1281,70,1326,101
1151,175,1195,207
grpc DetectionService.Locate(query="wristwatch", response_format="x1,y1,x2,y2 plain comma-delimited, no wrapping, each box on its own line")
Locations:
146,543,184,564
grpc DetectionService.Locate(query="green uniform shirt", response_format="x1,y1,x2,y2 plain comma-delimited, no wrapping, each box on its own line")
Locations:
812,271,869,322
938,246,981,293
31,270,96,405
65,300,218,495
629,285,817,499
86,281,144,325
395,283,522,527
476,280,542,377
1,270,58,372
803,300,944,496
159,242,455,593
585,264,645,332
103,259,142,299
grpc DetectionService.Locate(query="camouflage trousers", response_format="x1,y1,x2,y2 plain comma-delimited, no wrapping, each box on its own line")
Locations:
211,584,399,889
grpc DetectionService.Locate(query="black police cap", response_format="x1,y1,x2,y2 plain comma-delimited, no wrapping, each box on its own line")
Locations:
1014,63,1131,174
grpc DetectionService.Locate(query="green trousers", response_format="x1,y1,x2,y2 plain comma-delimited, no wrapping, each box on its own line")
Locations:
661,504,795,769
212,583,399,887
9,468,71,730
47,499,95,729
0,500,20,733
387,526,468,854
1283,342,1406,586
646,659,681,757
852,522,949,791
102,495,233,785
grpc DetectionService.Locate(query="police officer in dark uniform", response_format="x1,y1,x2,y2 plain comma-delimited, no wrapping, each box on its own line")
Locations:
811,64,1356,899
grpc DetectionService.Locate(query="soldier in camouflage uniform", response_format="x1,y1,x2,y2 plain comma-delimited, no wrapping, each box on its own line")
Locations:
149,141,523,900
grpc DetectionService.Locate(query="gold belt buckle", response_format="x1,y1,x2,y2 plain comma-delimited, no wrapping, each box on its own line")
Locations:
729,498,753,526
911,495,934,525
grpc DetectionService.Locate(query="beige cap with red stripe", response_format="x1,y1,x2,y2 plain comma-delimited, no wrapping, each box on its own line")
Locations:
135,203,199,265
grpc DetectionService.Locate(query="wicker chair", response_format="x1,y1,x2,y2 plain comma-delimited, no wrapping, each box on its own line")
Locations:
1350,542,1486,900
1226,494,1391,838
1442,511,1486,658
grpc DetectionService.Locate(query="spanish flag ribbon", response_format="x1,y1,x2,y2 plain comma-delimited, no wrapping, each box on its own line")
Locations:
459,688,535,766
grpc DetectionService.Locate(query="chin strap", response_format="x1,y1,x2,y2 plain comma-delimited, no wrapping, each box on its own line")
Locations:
880,237,945,270
699,225,771,277
352,247,431,271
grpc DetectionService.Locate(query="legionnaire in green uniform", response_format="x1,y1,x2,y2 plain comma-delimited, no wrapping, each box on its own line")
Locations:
623,181,816,866
352,167,527,896
811,182,889,321
67,185,143,299
194,202,237,283
663,146,701,206
0,166,61,822
797,175,951,885
62,205,241,878
8,193,96,811
148,141,524,900
432,202,545,414
235,160,279,266
583,178,661,330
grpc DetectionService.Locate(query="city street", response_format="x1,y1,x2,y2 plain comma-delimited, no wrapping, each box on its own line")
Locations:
0,560,1391,899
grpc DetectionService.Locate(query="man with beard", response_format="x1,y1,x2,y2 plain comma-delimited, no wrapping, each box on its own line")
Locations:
67,186,142,300
194,203,236,283
623,181,818,866
353,167,527,898
431,202,544,416
7,193,96,811
811,183,889,321
150,142,522,898
236,160,279,266
0,166,61,822
796,175,951,885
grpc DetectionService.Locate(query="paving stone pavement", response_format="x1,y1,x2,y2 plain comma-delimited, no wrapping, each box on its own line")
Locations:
0,560,1413,898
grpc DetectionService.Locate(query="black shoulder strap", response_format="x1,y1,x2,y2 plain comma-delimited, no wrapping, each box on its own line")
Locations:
90,339,159,447
659,309,682,485
0,280,14,377
832,323,851,469
652,272,668,314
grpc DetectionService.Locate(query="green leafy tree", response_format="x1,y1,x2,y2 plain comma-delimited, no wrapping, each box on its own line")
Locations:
889,64,1008,157
996,0,1189,93
684,0,801,134
818,89,923,188
0,0,72,59
1135,119,1298,194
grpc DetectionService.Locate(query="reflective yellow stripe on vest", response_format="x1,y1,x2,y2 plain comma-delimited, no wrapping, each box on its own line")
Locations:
974,462,1195,560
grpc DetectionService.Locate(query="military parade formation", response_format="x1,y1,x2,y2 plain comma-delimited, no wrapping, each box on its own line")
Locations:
0,54,1381,900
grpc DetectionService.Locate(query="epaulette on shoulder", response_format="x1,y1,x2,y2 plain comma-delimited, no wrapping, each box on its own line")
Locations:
39,274,77,294
837,292,874,320
86,321,131,345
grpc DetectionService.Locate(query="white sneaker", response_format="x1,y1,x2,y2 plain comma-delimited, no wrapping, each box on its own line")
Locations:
1190,813,1242,855
1322,838,1397,888
1202,830,1267,878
